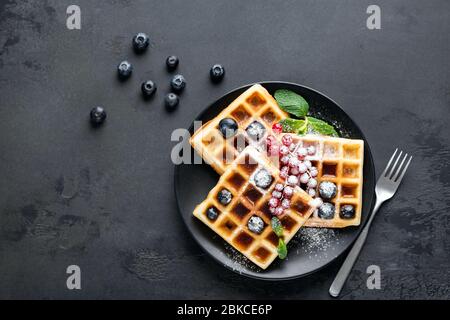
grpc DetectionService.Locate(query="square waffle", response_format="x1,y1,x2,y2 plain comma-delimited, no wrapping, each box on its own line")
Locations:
193,146,317,269
279,134,364,228
190,84,287,175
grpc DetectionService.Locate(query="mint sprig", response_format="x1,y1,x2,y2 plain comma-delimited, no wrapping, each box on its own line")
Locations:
278,118,307,135
306,116,338,136
277,238,287,259
274,89,339,137
271,217,284,237
274,89,309,118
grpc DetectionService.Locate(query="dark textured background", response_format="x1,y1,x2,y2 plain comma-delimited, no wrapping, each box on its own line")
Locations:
0,0,449,299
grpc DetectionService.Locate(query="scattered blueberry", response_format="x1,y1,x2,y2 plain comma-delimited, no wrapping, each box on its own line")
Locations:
132,32,150,53
217,189,232,205
165,93,179,111
166,55,179,71
141,80,157,98
210,64,225,83
206,207,219,220
318,202,335,219
247,216,265,234
246,121,266,141
117,60,132,80
170,74,186,92
340,204,355,219
318,181,337,200
90,106,106,126
218,118,238,138
253,168,273,189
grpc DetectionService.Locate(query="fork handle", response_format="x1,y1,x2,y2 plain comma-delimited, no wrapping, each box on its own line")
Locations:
329,199,382,297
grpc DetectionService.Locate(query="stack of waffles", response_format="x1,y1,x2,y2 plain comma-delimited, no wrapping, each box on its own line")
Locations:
190,84,364,269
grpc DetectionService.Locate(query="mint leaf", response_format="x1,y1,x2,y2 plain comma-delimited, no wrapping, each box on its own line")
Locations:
307,116,338,137
277,238,287,259
271,217,284,237
274,90,309,117
278,119,307,134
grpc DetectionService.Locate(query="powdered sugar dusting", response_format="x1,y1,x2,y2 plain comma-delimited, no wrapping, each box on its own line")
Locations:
292,227,340,257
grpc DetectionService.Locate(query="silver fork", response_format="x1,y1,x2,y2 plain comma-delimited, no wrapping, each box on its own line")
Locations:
329,148,412,298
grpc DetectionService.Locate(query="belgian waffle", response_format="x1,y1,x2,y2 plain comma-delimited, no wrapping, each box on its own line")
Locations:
190,84,287,175
281,134,364,228
193,146,316,269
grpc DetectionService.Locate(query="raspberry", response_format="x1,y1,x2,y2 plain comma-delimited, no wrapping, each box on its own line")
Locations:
290,166,299,175
281,198,291,209
283,186,294,198
272,191,282,199
297,147,307,159
279,145,289,155
288,157,299,167
269,197,279,208
298,163,307,173
289,143,296,152
299,172,309,184
307,178,318,188
274,207,284,216
304,160,312,168
272,123,282,134
308,188,316,197
282,134,293,146
280,155,290,165
275,183,284,191
287,175,299,186
280,166,289,179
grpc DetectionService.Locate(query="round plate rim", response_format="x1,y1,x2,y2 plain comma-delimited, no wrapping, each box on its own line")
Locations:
174,81,376,281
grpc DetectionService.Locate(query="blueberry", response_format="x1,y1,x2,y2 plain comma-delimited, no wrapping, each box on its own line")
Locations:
141,80,157,98
340,204,355,219
210,64,225,83
166,55,179,71
90,106,106,126
318,202,335,220
117,60,132,80
253,168,273,189
170,74,186,92
247,216,264,234
165,93,179,111
206,207,219,220
318,181,337,200
218,118,238,138
132,32,150,53
217,189,232,205
246,121,266,141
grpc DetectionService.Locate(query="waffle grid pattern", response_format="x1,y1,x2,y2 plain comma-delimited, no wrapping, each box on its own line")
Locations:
286,135,364,228
190,84,287,175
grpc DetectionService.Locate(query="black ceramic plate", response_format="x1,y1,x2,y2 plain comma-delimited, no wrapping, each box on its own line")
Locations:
174,81,375,280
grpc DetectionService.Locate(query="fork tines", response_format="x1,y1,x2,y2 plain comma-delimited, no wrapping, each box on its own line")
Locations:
382,148,413,183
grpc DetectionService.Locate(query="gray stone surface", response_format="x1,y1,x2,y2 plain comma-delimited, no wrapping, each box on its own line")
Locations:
0,0,449,299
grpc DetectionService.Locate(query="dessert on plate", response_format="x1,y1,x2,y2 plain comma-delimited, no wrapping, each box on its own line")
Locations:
190,83,365,268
